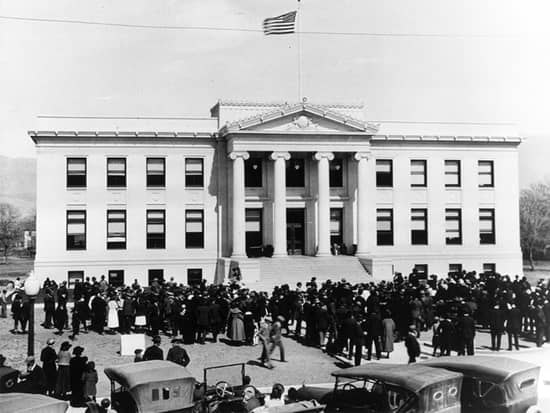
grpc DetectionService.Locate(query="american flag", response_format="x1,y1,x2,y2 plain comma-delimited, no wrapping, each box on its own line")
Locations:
262,11,297,35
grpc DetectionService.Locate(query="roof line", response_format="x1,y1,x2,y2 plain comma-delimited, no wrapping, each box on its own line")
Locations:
37,115,214,121
370,120,517,126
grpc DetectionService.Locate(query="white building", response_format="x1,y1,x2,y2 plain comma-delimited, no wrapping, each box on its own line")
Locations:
30,100,523,286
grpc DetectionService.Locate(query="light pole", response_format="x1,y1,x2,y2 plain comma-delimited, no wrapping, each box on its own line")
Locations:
24,271,40,357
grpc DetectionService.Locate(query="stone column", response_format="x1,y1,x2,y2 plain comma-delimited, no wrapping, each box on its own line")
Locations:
355,152,371,256
314,152,334,256
229,151,249,258
270,151,291,257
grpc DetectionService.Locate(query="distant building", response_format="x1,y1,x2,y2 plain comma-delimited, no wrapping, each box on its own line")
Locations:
29,100,522,286
23,230,36,250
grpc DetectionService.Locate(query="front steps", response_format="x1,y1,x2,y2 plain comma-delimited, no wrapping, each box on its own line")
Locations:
235,255,372,291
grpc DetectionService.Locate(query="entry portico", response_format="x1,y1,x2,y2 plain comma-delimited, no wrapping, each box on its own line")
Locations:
221,101,379,261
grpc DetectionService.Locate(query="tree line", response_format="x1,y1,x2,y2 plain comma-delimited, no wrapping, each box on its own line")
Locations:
0,203,35,264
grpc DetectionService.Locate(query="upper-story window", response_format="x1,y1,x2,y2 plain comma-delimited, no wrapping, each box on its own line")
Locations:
478,160,494,187
146,158,165,187
107,210,126,249
67,210,86,250
480,209,496,244
185,158,204,187
286,159,305,187
146,209,165,249
444,160,461,187
376,208,393,245
411,208,428,245
376,160,392,187
107,158,126,188
410,160,427,187
185,209,204,248
245,158,263,188
445,208,462,244
67,158,86,188
329,159,344,187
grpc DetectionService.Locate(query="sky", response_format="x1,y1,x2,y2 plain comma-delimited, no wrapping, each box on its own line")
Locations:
1,0,549,187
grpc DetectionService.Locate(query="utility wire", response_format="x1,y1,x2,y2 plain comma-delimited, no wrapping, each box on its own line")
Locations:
0,15,517,38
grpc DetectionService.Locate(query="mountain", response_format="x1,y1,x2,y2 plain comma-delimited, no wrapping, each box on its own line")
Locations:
0,156,36,216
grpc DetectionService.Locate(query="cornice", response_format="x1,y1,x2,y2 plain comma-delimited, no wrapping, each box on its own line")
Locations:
28,130,216,143
216,99,364,110
371,135,522,144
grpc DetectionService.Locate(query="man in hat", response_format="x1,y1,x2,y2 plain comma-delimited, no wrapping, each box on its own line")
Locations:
40,338,57,395
268,316,286,363
18,356,47,394
143,335,164,361
166,338,190,367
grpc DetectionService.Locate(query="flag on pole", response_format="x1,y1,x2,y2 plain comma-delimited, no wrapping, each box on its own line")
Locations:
262,11,297,35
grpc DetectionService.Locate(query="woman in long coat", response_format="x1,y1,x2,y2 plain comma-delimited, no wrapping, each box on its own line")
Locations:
381,310,396,358
107,296,120,332
69,346,88,407
227,305,246,344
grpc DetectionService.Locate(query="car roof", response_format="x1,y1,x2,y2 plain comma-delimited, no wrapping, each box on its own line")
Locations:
422,356,540,383
104,360,195,389
0,392,68,412
331,363,463,393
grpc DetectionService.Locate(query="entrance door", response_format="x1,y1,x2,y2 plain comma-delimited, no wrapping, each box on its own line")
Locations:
245,208,263,257
330,208,344,251
287,208,305,255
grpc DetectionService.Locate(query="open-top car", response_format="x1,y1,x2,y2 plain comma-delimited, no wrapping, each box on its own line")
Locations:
423,356,541,413
293,363,464,413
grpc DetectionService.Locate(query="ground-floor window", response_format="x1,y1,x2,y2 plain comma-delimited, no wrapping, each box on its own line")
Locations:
413,264,428,279
448,263,462,276
68,270,84,288
148,269,164,285
108,270,124,287
483,263,496,274
187,268,202,286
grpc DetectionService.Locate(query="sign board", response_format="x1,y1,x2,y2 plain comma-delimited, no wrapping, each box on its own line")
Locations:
120,334,146,356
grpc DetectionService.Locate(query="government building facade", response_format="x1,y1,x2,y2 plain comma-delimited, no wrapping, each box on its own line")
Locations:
30,100,523,287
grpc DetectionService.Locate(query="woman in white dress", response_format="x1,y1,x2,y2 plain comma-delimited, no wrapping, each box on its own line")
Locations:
107,295,120,332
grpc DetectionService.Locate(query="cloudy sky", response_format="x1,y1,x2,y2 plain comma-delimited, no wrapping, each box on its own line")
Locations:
1,0,549,186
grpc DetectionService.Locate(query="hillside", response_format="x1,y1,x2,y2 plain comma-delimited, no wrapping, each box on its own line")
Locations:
0,155,36,215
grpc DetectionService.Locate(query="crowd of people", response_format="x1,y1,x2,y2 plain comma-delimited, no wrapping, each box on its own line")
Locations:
2,268,550,405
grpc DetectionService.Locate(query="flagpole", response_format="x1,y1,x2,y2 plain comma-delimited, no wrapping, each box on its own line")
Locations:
297,0,302,101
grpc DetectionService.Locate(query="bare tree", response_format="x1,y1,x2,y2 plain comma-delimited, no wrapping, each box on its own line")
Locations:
520,183,550,270
0,203,22,264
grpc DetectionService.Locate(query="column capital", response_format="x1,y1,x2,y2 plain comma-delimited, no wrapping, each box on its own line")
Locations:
313,151,334,161
270,151,291,161
354,151,371,161
228,151,250,161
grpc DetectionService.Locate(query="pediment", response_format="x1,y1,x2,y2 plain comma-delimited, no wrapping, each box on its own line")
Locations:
220,103,379,135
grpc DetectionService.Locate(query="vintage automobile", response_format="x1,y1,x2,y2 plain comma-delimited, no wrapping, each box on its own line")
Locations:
293,363,464,413
105,360,197,413
0,365,19,393
0,392,68,413
423,356,541,413
106,360,324,413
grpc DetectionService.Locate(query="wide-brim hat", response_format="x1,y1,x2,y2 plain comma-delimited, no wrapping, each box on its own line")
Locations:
47,338,55,345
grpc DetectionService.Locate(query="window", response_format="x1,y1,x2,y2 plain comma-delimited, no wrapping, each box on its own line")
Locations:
245,158,263,187
108,270,124,287
445,209,462,244
480,209,495,244
413,264,428,279
146,158,165,187
147,210,165,249
411,209,428,245
67,211,86,250
479,160,494,187
162,388,170,400
67,158,86,188
152,388,159,402
107,158,126,187
185,210,204,248
107,210,126,249
410,160,427,187
329,159,343,187
185,158,204,187
376,209,393,245
449,264,462,275
445,160,461,187
67,271,84,288
148,269,164,285
376,160,393,187
286,159,305,187
187,268,203,286
483,263,496,274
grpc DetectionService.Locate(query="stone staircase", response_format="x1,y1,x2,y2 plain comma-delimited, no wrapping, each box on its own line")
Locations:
243,255,372,291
